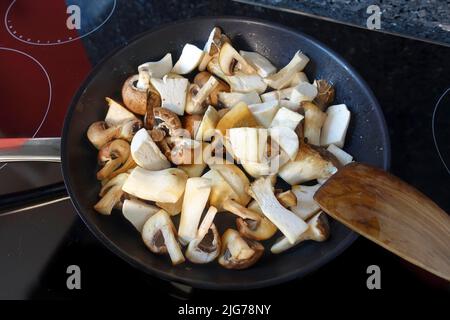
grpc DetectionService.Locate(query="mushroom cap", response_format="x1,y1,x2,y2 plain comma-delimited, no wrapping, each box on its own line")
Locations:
151,107,182,141
186,224,221,264
122,74,148,115
96,139,130,180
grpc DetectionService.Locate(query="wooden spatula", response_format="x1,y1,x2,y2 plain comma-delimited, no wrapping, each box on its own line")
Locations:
314,162,450,281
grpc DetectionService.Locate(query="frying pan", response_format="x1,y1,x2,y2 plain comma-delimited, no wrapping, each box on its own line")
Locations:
0,17,390,290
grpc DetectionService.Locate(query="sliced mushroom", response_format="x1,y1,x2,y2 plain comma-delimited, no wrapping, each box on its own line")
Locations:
269,126,299,160
96,139,130,180
326,144,353,165
271,211,330,254
278,142,338,185
207,56,230,83
87,121,121,149
218,42,255,76
185,75,219,115
143,84,161,129
217,91,261,108
130,128,170,170
172,44,205,75
163,137,202,165
142,209,185,265
276,190,297,208
122,167,188,203
260,87,294,102
215,102,259,135
227,73,267,94
150,76,189,115
194,71,230,107
289,72,309,87
210,163,251,207
290,184,321,220
218,229,264,269
248,100,280,128
122,74,148,115
186,206,221,263
150,107,182,142
202,169,239,211
249,177,308,244
270,107,304,131
138,53,173,79
119,119,144,142
105,97,138,126
264,51,309,89
313,79,335,110
290,82,318,104
194,105,219,141
182,114,202,138
301,101,327,146
239,50,277,77
94,173,129,215
122,199,160,232
320,104,351,148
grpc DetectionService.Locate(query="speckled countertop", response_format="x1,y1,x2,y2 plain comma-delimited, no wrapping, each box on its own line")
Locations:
234,0,450,46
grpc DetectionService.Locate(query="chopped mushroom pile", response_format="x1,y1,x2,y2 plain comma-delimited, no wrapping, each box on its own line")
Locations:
86,27,354,269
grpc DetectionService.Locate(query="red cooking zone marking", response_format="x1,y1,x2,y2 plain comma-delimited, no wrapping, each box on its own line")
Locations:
0,0,92,138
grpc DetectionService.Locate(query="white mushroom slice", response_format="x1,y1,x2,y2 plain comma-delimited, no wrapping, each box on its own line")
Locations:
218,91,261,108
218,42,255,75
122,199,160,232
178,177,212,245
270,107,304,131
138,53,173,80
227,73,267,94
150,76,189,115
271,211,330,254
178,163,207,178
249,177,308,244
302,101,327,146
156,194,184,216
264,51,310,89
130,128,170,170
326,144,353,165
291,184,321,219
142,209,185,265
122,167,188,203
289,72,309,87
195,105,220,141
172,44,205,75
248,100,280,128
260,87,294,102
229,127,267,163
320,104,351,148
105,97,138,126
210,164,251,207
241,161,271,178
202,169,239,211
269,126,299,160
290,82,318,104
279,99,301,111
239,50,277,77
186,76,219,114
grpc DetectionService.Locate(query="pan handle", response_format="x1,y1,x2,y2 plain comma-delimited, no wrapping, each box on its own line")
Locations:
0,138,69,216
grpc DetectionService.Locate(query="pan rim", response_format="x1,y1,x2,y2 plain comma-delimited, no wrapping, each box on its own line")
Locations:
61,16,391,290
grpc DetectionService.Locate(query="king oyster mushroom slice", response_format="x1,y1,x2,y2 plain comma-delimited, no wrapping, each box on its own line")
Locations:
186,75,219,115
217,91,261,108
122,74,149,115
138,53,173,81
218,42,256,76
271,211,330,254
249,177,308,244
289,72,309,87
150,76,189,115
94,173,129,215
172,44,205,75
218,229,264,270
122,198,160,232
291,184,321,220
142,209,185,265
269,107,304,131
194,105,220,141
130,128,170,170
301,101,327,146
227,73,267,94
264,51,310,90
248,100,280,128
320,104,351,148
186,206,221,263
96,139,130,180
268,126,299,160
278,142,338,185
228,127,267,163
326,144,353,165
122,167,188,203
104,97,138,126
290,82,318,104
313,79,335,110
224,199,277,241
239,50,277,78
193,71,230,107
260,87,295,102
275,189,298,208
149,107,182,142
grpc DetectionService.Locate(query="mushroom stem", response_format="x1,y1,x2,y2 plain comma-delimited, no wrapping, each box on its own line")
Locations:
223,199,261,222
197,206,218,240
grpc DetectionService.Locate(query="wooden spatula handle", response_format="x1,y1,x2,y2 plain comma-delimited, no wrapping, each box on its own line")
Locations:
314,162,450,281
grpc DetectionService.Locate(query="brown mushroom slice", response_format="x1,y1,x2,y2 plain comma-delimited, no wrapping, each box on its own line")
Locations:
166,137,203,165
194,71,230,107
186,75,219,115
301,101,327,146
278,142,338,185
87,121,121,149
218,42,255,76
143,84,161,129
122,74,148,115
94,173,129,215
186,206,221,263
150,107,183,142
142,209,185,265
182,114,203,139
218,229,264,270
276,190,297,208
313,79,335,110
271,211,330,254
96,139,130,180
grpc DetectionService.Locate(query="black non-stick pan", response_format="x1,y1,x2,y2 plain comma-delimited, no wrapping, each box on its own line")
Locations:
0,17,390,290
